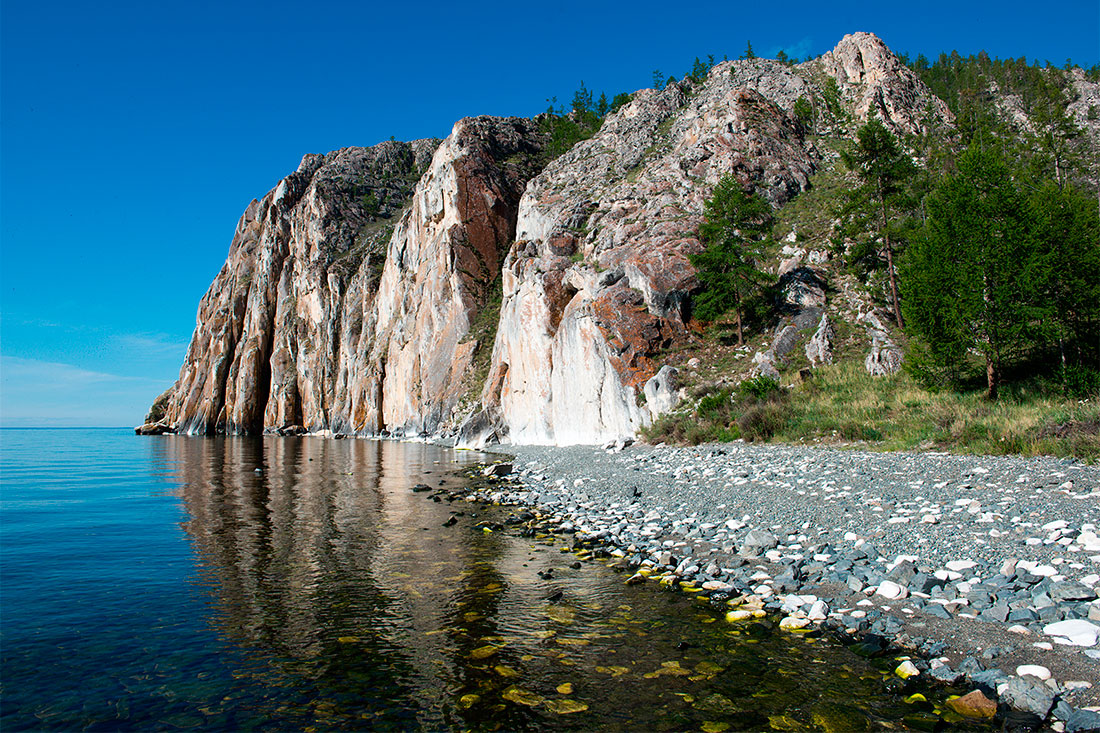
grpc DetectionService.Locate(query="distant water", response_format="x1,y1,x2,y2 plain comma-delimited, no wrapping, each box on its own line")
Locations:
1,429,989,731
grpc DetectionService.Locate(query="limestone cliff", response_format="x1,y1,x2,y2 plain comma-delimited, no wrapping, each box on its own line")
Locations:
162,117,545,436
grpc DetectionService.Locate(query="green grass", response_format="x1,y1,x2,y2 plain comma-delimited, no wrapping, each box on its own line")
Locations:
771,137,856,251
644,360,1100,462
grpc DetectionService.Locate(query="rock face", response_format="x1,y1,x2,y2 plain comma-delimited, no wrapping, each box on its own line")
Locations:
158,31,1083,444
820,31,954,136
479,59,819,445
163,118,545,435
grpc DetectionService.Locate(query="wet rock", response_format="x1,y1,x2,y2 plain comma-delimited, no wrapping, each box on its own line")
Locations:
945,689,997,720
929,664,962,685
134,422,174,435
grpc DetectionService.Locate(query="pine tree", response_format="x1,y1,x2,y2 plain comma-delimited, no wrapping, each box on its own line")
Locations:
571,81,593,115
596,92,609,117
901,147,1034,399
741,41,755,60
690,176,775,345
841,117,917,328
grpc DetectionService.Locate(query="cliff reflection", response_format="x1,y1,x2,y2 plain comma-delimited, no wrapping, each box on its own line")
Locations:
160,436,498,724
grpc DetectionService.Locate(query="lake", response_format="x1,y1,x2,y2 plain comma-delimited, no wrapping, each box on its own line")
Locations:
1,429,988,730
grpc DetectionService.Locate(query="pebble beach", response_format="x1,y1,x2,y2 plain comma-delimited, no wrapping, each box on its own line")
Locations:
466,441,1100,731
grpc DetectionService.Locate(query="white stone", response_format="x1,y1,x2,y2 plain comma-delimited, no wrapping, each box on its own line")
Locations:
945,560,977,572
1016,664,1051,680
808,600,829,620
1007,625,1032,635
876,581,908,600
1044,619,1100,646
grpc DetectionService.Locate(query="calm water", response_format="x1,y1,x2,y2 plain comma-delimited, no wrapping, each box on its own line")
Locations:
1,429,988,731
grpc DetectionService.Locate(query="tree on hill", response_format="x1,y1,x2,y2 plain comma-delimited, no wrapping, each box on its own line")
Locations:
690,175,775,345
840,117,917,329
901,146,1034,399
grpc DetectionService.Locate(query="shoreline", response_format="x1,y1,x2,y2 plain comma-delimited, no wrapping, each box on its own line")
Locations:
461,440,1100,730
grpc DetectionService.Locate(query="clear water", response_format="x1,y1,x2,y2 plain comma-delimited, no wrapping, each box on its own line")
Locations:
1,429,989,731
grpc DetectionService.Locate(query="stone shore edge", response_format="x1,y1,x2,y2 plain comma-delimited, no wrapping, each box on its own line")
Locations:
452,453,1100,733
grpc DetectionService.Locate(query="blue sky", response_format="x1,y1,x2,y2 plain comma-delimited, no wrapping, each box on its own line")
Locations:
2,0,1097,426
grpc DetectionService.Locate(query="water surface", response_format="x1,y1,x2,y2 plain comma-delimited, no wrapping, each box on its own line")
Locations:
2,429,987,730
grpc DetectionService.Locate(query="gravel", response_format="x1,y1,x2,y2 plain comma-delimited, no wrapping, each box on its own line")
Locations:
468,440,1100,728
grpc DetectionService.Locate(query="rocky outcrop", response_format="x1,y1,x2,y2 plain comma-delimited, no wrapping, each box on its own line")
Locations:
162,118,546,435
480,60,819,445
805,314,835,367
860,310,904,376
336,117,545,436
821,32,954,136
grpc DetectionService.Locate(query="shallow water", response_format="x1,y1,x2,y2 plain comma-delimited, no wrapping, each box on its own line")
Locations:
1,429,989,730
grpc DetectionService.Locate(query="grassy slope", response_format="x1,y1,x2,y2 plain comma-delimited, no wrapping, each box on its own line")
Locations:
641,137,1100,462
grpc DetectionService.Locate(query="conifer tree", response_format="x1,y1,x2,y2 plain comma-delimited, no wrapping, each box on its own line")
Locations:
901,146,1034,399
690,176,775,345
596,92,609,117
1029,181,1100,391
841,117,916,328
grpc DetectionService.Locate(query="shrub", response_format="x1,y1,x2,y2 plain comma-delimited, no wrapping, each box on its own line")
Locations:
737,375,781,400
737,401,790,441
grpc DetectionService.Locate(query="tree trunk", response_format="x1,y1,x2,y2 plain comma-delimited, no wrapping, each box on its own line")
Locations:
879,182,904,330
985,356,998,400
884,231,904,330
735,306,744,346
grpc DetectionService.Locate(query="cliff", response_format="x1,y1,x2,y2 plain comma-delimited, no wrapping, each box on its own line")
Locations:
145,32,1095,445
160,117,545,436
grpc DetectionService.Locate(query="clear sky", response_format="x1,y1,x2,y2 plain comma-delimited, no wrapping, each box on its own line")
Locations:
2,0,1097,426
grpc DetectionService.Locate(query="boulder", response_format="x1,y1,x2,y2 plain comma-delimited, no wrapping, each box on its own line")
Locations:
740,529,779,557
805,313,834,367
644,366,680,420
999,676,1055,718
134,422,174,435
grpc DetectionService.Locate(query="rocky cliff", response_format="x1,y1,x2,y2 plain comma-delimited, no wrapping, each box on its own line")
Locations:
147,32,1092,444
160,117,545,436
